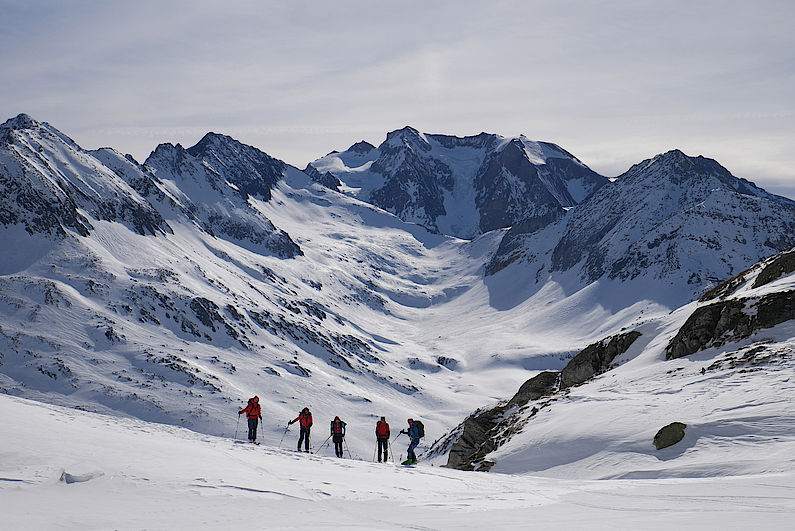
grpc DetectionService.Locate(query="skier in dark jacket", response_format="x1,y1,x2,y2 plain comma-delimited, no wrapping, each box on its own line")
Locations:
400,418,421,464
289,407,313,452
238,396,262,443
330,416,347,458
375,416,390,462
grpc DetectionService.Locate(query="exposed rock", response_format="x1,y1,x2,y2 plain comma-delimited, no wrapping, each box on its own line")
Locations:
506,371,559,408
752,249,795,288
653,422,687,450
666,290,795,359
445,404,509,471
443,331,641,470
559,331,642,388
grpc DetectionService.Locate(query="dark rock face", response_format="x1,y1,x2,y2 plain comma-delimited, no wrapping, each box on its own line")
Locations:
144,141,301,259
666,291,795,359
506,371,560,408
368,129,453,233
303,164,341,191
311,127,606,238
187,132,284,202
0,114,170,238
752,249,795,288
560,331,642,388
474,140,560,234
442,331,641,471
653,422,687,450
485,208,565,275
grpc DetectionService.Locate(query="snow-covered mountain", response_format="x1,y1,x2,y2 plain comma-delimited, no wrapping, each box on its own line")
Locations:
0,114,524,455
2,113,794,486
309,127,608,238
0,114,168,242
488,149,795,305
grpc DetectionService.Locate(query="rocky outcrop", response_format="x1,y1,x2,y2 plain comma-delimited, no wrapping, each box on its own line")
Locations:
653,422,687,450
442,331,641,471
560,331,642,388
752,249,795,288
666,291,795,359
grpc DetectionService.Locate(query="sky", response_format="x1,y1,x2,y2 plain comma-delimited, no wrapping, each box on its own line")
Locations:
2,0,794,197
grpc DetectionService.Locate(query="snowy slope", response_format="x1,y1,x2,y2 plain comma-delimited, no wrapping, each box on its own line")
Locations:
2,393,794,530
309,127,607,238
434,248,795,480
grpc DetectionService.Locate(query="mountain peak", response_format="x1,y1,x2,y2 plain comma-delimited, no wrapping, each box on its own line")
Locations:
1,113,37,132
186,132,240,157
383,126,430,150
348,140,376,153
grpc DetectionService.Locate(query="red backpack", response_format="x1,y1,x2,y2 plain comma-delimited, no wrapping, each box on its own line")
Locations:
376,420,389,438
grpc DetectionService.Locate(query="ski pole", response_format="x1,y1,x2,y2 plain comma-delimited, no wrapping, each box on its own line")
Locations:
372,443,377,462
316,435,332,454
278,425,290,447
234,414,240,440
388,440,395,463
343,438,353,459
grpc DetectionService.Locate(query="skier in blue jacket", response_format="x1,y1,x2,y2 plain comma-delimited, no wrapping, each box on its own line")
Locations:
400,418,421,464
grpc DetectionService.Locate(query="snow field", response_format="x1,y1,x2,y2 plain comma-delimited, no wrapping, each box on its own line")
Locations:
2,394,794,530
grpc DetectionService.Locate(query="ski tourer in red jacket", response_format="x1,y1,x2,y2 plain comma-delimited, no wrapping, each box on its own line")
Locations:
290,409,313,428
238,396,262,443
289,407,313,452
239,397,262,419
376,416,390,462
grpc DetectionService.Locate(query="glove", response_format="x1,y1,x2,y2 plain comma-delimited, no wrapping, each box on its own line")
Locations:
288,420,293,425
238,410,243,415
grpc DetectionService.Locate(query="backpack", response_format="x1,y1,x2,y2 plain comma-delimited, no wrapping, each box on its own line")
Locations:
332,420,344,435
413,420,425,439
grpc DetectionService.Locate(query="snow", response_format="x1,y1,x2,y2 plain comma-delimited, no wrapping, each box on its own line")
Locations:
2,393,794,530
3,116,795,529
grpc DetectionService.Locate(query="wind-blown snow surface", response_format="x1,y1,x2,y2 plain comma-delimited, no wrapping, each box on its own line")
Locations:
2,394,794,530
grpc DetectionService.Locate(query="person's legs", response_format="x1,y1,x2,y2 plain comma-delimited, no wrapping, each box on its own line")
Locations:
378,439,387,461
297,428,305,450
303,427,311,451
408,438,418,462
248,418,258,441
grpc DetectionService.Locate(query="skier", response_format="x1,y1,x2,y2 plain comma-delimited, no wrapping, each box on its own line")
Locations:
400,418,423,465
238,396,262,444
330,416,347,458
289,407,313,452
375,416,390,462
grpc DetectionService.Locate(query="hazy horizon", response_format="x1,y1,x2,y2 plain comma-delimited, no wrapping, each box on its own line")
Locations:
2,0,794,198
